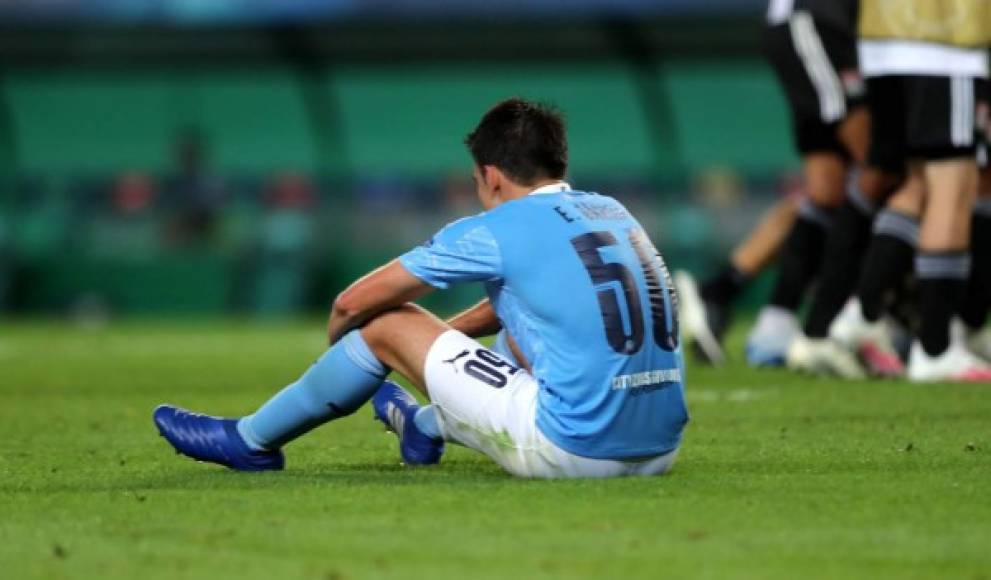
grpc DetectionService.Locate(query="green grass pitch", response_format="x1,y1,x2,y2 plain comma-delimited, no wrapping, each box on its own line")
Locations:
1,320,990,579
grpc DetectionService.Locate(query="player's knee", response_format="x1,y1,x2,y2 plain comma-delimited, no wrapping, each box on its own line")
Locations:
332,290,360,320
373,303,428,326
803,155,847,207
886,175,926,216
359,303,428,350
858,169,904,204
805,177,846,207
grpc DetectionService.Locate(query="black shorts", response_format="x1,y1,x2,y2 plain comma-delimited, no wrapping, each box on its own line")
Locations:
867,75,984,172
765,12,864,156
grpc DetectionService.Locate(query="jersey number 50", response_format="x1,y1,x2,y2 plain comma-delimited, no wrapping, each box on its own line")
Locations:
571,228,679,354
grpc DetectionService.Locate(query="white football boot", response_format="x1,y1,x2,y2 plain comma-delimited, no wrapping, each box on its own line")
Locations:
951,318,991,363
786,334,866,379
907,340,991,383
968,328,991,362
673,271,726,365
829,299,905,378
745,306,799,367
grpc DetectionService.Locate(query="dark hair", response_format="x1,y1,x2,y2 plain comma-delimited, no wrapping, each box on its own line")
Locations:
464,98,568,185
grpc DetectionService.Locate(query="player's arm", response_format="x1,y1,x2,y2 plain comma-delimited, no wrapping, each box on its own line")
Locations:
327,260,433,345
446,299,501,338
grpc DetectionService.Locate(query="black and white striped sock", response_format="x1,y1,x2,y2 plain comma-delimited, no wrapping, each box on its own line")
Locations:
803,181,877,338
917,252,971,357
768,200,835,311
857,210,918,323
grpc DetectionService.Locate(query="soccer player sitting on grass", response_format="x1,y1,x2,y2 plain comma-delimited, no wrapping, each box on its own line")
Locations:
153,98,689,478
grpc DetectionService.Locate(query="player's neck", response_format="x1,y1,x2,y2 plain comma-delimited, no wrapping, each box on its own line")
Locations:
503,178,565,201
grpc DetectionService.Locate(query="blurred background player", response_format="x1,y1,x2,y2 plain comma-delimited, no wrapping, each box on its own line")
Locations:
954,77,991,361
678,0,870,366
675,195,798,364
789,0,991,382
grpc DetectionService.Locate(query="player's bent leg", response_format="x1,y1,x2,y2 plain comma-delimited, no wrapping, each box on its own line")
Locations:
681,197,800,366
418,330,678,478
749,154,846,367
154,325,392,470
675,271,726,366
358,304,452,465
371,380,445,466
730,195,800,277
358,304,672,474
358,302,450,395
416,329,549,476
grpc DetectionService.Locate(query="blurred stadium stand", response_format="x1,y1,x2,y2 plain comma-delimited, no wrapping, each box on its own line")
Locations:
0,0,800,318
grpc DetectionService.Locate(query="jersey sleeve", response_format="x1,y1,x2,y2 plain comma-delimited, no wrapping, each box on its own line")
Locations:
398,215,503,290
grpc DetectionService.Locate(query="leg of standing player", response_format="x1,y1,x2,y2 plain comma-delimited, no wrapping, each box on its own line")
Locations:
744,12,857,366
957,87,991,360
906,76,991,382
855,180,924,328
907,159,979,374
799,104,905,352
746,150,850,366
766,152,847,314
787,90,911,377
958,183,991,360
789,73,930,378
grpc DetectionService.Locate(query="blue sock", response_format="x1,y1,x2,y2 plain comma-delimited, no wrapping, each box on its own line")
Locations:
413,405,443,441
237,330,387,450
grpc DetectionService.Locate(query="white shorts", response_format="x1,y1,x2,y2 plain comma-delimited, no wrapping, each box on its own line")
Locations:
424,330,678,479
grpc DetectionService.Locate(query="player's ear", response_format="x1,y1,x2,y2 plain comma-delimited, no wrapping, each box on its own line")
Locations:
482,165,503,193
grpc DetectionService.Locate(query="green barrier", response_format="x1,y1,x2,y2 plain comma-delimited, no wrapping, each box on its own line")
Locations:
4,59,795,178
22,252,233,314
333,61,656,177
4,69,316,174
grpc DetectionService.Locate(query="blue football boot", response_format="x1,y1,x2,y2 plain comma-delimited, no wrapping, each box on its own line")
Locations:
372,381,444,466
153,405,284,471
744,343,788,367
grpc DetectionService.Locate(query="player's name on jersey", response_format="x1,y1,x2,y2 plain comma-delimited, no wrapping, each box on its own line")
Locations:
573,202,630,221
611,368,683,391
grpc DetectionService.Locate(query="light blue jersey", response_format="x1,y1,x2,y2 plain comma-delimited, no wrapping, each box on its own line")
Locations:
400,183,688,459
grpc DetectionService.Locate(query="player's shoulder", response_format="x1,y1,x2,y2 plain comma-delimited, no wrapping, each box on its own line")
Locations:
426,211,501,249
436,211,490,235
